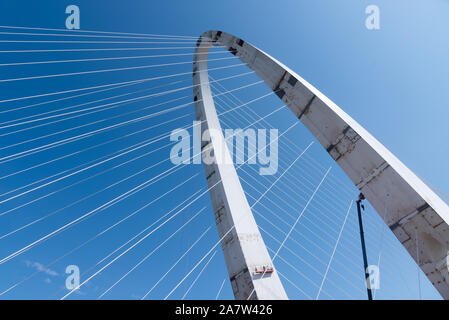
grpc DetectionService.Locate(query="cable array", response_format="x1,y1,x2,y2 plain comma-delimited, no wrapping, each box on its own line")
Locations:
0,25,434,300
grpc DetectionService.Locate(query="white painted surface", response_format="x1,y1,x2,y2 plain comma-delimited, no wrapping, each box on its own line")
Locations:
193,37,288,300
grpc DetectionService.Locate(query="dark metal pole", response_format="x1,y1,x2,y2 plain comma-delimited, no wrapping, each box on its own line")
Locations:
356,193,373,300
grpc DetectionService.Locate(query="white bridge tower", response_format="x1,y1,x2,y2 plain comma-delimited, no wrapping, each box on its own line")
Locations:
193,30,449,300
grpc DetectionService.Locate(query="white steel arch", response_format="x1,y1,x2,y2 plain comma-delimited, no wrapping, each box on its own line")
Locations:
193,30,449,299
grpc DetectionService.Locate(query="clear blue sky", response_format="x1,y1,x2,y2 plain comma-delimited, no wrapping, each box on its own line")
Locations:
0,0,447,300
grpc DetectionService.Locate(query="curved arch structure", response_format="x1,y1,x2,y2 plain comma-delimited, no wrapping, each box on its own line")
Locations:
193,30,449,299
